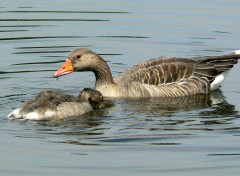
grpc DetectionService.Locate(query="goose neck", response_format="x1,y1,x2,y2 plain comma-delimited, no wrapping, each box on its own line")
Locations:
92,60,115,88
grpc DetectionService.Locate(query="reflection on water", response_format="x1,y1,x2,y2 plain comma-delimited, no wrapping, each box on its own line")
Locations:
119,93,212,116
25,90,238,146
0,10,129,14
116,89,237,118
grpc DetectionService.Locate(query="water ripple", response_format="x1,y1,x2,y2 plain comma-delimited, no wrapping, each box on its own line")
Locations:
0,30,28,32
0,70,55,74
12,51,70,54
97,35,149,39
15,46,86,49
0,36,88,41
0,10,129,14
12,60,64,66
0,19,110,22
0,25,56,27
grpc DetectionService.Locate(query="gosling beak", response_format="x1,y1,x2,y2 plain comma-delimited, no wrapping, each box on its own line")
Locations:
98,102,106,109
93,102,105,109
53,59,74,77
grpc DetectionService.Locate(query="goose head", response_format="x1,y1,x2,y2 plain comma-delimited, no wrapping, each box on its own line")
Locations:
53,48,115,87
79,88,105,109
54,48,108,76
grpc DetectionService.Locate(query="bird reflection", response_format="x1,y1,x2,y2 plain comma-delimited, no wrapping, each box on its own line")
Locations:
34,90,238,145
36,107,108,129
37,89,237,128
118,89,237,117
200,90,237,116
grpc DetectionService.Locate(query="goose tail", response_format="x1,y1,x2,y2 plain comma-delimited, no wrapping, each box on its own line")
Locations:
210,50,240,90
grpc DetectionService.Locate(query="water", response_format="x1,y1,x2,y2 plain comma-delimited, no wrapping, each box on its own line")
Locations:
1,0,240,175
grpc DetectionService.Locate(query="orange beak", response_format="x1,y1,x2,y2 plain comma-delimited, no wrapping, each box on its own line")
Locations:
53,59,74,77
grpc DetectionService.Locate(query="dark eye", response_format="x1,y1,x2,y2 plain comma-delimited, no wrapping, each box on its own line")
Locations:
76,54,82,59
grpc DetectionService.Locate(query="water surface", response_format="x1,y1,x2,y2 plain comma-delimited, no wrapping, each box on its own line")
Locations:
1,1,240,176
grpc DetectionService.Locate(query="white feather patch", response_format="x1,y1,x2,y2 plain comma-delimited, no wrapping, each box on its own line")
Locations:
210,70,229,91
24,112,40,120
8,108,21,119
24,110,56,120
44,110,56,118
233,50,240,54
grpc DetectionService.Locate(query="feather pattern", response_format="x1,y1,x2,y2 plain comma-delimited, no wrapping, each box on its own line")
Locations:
114,53,239,97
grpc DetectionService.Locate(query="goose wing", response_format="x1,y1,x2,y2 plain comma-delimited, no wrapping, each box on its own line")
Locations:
115,54,239,85
193,54,239,81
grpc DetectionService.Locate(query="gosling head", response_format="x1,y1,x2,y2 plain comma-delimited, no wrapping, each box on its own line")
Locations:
79,88,105,109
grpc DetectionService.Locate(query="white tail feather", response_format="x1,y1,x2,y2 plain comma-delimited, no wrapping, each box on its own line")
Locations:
233,50,240,54
210,70,230,91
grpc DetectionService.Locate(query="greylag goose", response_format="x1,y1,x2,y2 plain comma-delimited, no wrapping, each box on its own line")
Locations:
8,88,104,120
53,48,240,98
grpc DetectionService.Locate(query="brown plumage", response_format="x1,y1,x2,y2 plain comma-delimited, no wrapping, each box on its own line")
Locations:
53,48,240,98
8,88,104,120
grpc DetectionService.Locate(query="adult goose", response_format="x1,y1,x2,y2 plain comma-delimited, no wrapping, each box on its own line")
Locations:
8,88,104,120
54,48,240,98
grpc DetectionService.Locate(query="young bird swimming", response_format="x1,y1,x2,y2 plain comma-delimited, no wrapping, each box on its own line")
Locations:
8,88,104,120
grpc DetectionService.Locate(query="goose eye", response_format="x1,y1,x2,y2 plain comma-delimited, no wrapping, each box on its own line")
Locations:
76,54,82,60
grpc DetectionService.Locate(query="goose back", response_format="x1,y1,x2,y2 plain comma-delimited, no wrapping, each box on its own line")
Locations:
116,54,239,85
113,53,239,97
